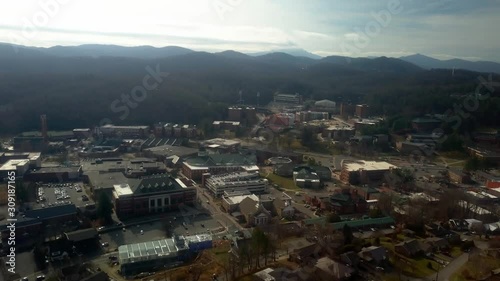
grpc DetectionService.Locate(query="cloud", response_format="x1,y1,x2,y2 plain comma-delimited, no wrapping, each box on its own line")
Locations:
0,0,499,61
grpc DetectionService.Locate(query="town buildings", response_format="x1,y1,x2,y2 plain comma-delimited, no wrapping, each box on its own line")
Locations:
204,171,268,197
112,174,196,217
182,153,257,181
340,160,396,185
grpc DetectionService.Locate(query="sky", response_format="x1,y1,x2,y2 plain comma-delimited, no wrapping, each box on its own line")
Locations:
0,0,499,61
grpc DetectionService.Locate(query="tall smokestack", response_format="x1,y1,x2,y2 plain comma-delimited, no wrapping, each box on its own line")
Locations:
40,114,48,141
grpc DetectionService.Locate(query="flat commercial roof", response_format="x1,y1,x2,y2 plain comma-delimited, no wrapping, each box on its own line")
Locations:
118,237,188,264
343,160,396,172
0,159,30,170
144,145,198,157
204,138,241,147
30,166,81,174
87,171,129,190
113,184,133,197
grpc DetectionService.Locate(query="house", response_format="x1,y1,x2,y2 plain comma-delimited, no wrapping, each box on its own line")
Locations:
289,242,321,264
253,267,293,281
448,168,472,184
273,193,295,220
239,197,272,227
328,189,367,215
395,239,424,258
314,257,354,281
340,251,360,267
358,246,388,265
356,186,380,200
425,237,450,251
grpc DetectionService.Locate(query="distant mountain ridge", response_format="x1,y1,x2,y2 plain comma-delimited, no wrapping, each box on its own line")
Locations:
0,42,498,74
399,53,500,74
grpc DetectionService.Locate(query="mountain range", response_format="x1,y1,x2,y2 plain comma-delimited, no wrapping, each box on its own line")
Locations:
1,43,499,74
1,42,499,134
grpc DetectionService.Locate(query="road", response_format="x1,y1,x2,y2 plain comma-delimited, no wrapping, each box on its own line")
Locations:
427,252,470,281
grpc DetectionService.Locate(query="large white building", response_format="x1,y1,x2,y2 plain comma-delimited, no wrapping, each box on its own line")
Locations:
98,125,149,138
204,171,268,197
340,160,396,185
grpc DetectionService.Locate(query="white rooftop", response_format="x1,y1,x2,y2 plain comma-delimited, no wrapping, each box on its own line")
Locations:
224,194,259,205
205,138,241,147
113,183,133,197
0,159,30,171
343,160,396,171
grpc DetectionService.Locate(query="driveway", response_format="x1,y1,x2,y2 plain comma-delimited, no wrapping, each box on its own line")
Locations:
427,252,470,281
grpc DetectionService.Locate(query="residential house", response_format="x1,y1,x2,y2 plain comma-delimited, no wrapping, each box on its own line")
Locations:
253,267,293,281
358,246,388,265
425,237,450,252
239,197,272,227
395,239,424,258
314,257,354,281
289,242,321,265
356,186,380,200
328,189,367,215
273,193,295,220
340,251,360,267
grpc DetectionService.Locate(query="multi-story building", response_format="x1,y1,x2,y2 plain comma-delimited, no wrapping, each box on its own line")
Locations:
327,188,367,215
340,103,355,118
99,125,149,138
296,111,329,122
314,99,337,113
204,171,268,197
340,160,396,185
274,93,302,104
72,128,91,139
118,234,212,277
212,121,241,132
0,152,41,169
0,159,30,178
182,153,257,181
411,118,442,133
323,125,355,141
355,104,370,118
113,174,196,217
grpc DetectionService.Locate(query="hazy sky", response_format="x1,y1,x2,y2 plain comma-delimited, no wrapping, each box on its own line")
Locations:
1,0,499,61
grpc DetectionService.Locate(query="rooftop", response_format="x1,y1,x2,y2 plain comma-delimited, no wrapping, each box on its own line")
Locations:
30,166,82,174
86,171,129,190
118,237,188,264
206,171,265,186
132,174,184,194
113,183,134,197
204,138,241,147
343,160,396,172
0,159,30,171
223,194,260,205
100,125,149,129
184,153,257,168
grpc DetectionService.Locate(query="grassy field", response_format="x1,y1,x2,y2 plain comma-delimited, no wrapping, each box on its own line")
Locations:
261,172,300,191
451,254,500,281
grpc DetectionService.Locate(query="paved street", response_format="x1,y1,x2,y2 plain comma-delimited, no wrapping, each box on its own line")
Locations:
428,252,470,281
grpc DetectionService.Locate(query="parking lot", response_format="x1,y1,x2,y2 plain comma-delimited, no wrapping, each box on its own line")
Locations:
99,214,222,250
35,182,93,209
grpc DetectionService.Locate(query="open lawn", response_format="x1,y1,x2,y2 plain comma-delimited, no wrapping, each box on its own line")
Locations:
451,253,500,281
392,255,440,278
261,173,300,191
